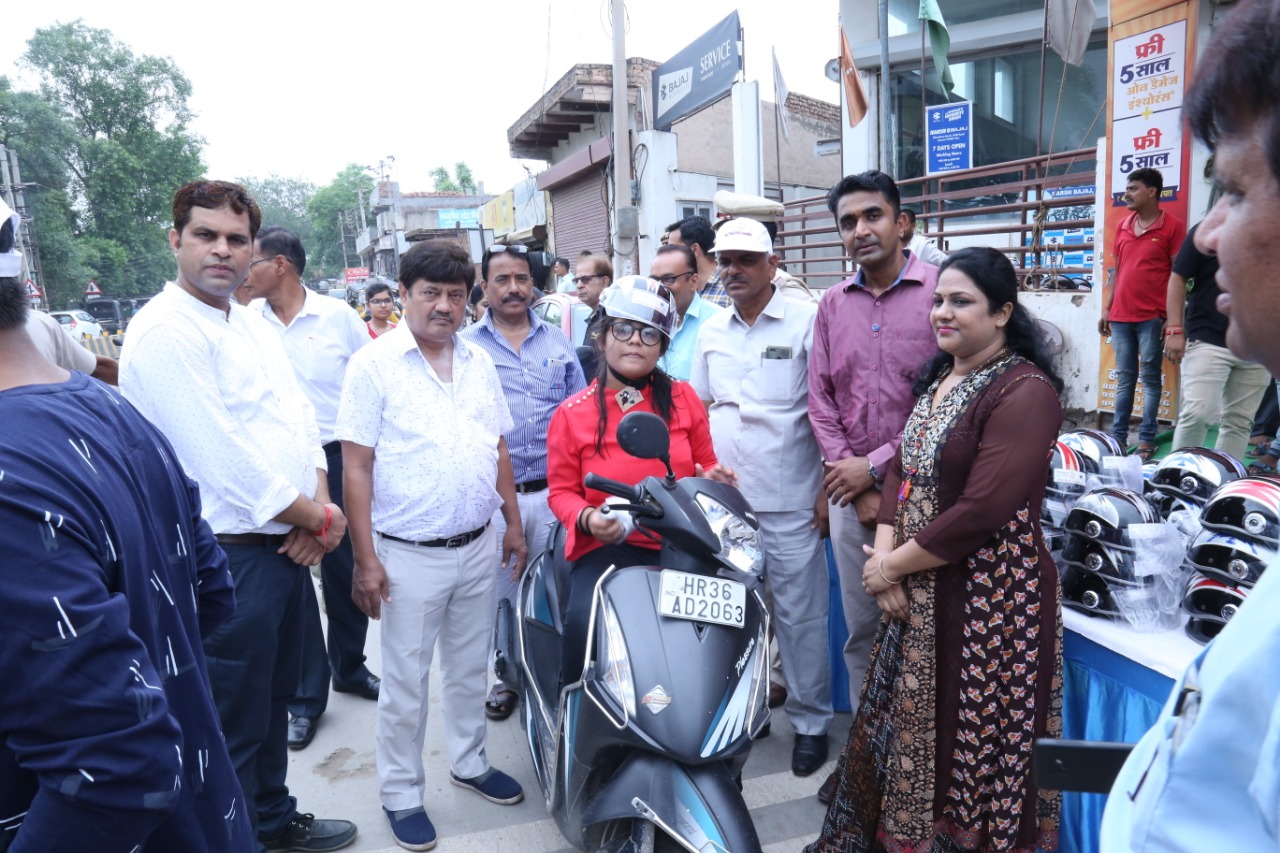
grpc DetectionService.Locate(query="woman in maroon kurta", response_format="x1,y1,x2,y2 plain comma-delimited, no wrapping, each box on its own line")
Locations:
807,247,1064,853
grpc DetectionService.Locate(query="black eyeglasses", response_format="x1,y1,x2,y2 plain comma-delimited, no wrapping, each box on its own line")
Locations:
573,274,606,285
609,320,662,346
484,244,529,257
653,271,695,287
368,298,394,306
249,257,274,268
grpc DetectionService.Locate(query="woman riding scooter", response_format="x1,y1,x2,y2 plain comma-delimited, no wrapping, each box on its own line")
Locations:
547,275,737,677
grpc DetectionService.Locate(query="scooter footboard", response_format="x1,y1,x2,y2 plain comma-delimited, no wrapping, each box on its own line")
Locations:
582,753,762,853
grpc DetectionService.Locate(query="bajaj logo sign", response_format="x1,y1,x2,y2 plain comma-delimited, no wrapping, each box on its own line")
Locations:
658,67,693,112
652,10,741,130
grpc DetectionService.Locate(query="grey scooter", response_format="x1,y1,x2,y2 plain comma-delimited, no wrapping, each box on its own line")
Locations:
495,411,770,852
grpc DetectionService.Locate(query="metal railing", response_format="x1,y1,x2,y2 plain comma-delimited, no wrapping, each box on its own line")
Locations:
778,147,1099,291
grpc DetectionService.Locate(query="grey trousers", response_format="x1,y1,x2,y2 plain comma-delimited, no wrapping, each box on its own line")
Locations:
827,495,882,716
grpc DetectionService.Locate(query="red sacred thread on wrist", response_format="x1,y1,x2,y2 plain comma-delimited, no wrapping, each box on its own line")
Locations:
311,505,332,539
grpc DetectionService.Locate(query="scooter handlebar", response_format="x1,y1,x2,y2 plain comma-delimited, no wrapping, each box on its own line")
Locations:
584,472,643,503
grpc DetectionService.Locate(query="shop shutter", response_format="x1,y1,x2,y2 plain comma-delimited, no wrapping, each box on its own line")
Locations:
550,172,609,261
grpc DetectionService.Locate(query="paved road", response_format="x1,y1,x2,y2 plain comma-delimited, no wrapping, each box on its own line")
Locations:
286,577,850,852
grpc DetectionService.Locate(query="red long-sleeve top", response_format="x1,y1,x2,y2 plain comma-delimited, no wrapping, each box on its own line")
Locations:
548,379,718,561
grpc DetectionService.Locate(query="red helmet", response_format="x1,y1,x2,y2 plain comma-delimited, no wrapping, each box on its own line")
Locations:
1044,441,1089,528
1150,447,1246,506
1181,573,1248,630
1200,475,1280,548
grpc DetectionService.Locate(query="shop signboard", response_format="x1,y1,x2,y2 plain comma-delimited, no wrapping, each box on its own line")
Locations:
652,11,742,131
925,100,973,175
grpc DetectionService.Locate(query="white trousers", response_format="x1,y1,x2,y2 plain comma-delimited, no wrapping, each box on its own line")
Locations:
376,528,496,811
828,496,881,716
760,509,834,735
490,489,556,686
1173,340,1271,460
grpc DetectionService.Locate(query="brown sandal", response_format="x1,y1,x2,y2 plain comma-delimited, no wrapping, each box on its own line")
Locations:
1132,444,1158,462
485,688,518,721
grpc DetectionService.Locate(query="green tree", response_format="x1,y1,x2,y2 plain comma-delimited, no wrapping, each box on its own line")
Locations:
13,20,205,298
306,164,374,278
239,174,321,277
430,162,478,195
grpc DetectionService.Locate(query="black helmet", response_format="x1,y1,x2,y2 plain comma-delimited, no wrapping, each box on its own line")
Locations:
1044,441,1089,528
1059,536,1147,585
1181,573,1248,626
1149,447,1246,505
1200,475,1280,548
1060,563,1123,618
1185,616,1227,646
1060,429,1125,469
1062,487,1159,553
1186,529,1275,588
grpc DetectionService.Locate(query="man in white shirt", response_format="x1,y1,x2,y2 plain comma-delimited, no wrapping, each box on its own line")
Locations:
690,217,833,778
1101,1,1280,848
119,180,358,852
338,239,527,851
25,309,119,383
903,208,948,266
246,226,380,752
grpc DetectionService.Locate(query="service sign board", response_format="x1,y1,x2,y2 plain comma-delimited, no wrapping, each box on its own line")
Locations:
1110,20,1187,203
925,101,973,175
652,11,742,131
438,208,481,229
344,267,369,284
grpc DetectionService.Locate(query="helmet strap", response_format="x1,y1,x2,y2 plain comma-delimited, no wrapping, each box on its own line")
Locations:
607,364,652,390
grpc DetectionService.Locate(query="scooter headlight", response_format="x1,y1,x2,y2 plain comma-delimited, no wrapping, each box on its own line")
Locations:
696,493,764,577
598,597,636,717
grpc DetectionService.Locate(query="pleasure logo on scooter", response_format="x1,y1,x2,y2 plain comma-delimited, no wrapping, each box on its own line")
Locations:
642,685,673,714
735,636,756,677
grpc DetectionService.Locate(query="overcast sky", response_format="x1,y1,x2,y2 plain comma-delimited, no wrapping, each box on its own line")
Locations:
1,0,841,195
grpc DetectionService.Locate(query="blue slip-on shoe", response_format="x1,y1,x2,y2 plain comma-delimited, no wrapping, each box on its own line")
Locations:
383,807,436,851
449,767,524,805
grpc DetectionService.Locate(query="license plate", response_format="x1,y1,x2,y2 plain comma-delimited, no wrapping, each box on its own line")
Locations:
657,570,746,629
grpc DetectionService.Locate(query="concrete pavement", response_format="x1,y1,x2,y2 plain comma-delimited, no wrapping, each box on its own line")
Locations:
285,576,849,852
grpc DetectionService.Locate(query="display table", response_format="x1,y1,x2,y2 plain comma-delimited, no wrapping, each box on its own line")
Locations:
1059,609,1202,853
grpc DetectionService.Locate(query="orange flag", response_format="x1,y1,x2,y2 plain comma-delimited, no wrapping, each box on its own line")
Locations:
840,24,869,129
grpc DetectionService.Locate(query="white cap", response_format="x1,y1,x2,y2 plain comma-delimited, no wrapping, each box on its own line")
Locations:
0,198,20,278
710,217,773,255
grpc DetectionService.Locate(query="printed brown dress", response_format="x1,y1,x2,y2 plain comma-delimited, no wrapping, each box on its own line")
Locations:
806,353,1064,853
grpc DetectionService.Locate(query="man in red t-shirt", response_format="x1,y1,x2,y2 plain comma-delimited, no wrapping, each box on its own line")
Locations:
1099,167,1186,457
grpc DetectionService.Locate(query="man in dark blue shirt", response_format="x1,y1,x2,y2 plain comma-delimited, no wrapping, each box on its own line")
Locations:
0,217,253,852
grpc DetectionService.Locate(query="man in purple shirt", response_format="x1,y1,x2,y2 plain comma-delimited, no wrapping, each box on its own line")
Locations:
808,170,939,800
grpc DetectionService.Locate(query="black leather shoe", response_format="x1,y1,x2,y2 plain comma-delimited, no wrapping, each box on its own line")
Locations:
288,715,317,751
817,771,838,805
768,681,788,709
792,733,828,777
260,812,357,852
332,673,380,701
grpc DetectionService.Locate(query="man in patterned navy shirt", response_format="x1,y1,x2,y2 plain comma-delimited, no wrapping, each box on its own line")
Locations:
0,213,253,852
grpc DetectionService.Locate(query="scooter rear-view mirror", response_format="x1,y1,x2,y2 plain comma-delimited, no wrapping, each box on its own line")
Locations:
617,411,677,488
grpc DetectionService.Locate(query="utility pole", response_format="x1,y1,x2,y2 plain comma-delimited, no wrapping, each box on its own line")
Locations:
338,212,351,271
610,0,637,273
878,0,893,174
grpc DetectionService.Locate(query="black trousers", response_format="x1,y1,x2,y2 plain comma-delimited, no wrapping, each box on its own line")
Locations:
204,543,305,839
289,443,372,718
561,542,658,682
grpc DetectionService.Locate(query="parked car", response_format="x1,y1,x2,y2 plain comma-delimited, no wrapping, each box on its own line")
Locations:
532,292,593,345
50,310,104,340
80,298,131,334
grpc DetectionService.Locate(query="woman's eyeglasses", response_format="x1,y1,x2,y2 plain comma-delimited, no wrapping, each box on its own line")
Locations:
368,298,394,306
609,320,662,346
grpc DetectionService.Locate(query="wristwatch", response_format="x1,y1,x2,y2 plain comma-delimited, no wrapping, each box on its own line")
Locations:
867,460,882,485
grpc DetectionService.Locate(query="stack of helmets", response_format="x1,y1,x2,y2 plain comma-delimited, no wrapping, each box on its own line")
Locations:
1043,440,1090,552
1182,474,1280,644
1059,487,1160,618
1147,447,1246,520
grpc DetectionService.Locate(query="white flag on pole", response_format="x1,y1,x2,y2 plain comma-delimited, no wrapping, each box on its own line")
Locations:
772,47,791,141
1047,0,1097,66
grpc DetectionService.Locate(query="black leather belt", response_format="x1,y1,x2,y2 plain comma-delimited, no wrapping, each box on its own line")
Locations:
379,523,489,549
216,533,288,548
515,478,548,494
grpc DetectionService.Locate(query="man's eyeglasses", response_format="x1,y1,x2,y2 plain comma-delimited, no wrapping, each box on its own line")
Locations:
484,244,529,257
653,271,694,287
609,320,662,347
368,298,394,306
573,274,606,286
249,257,274,268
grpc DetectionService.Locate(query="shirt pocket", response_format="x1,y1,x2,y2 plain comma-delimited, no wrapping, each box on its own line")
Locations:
535,359,572,403
759,356,803,403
